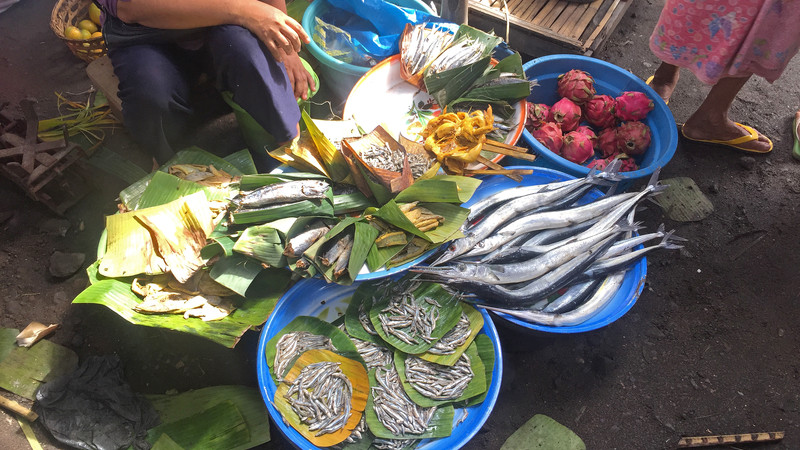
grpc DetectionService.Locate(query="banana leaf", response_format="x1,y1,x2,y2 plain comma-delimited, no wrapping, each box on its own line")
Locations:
152,434,182,450
372,200,469,244
274,349,370,447
344,283,389,343
366,238,406,272
232,218,296,268
120,147,249,211
138,171,233,209
473,52,525,85
230,196,334,225
264,316,365,383
303,110,353,182
369,280,462,355
463,333,495,407
394,175,481,204
100,191,214,279
447,98,516,119
209,254,290,298
0,328,78,400
384,236,436,269
305,218,378,285
417,303,484,366
394,340,486,408
147,401,249,449
72,271,287,347
334,189,377,215
364,368,454,439
459,80,532,104
202,235,236,260
236,172,329,190
270,132,329,176
147,385,270,450
424,56,492,108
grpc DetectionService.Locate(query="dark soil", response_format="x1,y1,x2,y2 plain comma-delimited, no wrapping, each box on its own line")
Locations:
2,0,799,449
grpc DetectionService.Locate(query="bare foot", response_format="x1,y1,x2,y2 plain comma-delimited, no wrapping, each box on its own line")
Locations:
648,65,679,104
682,117,772,153
795,111,800,139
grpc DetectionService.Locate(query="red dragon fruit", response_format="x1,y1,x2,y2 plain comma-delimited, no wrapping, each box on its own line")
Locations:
526,103,552,131
561,131,595,164
557,69,596,105
596,127,619,158
587,158,610,170
615,91,654,121
583,94,617,129
615,121,652,155
616,155,640,172
532,122,564,154
575,125,597,146
550,98,582,132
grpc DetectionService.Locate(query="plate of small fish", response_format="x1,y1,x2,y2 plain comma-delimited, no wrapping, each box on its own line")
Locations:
342,54,526,171
257,276,503,449
412,166,680,333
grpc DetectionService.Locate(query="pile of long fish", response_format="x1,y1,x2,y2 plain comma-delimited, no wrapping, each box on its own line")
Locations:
413,164,684,326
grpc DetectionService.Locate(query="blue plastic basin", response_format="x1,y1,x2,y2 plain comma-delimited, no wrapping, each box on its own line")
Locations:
463,167,648,333
257,277,503,449
520,54,678,187
302,0,435,101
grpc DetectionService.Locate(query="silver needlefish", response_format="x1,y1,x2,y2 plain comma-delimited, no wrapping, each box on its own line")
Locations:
413,224,631,285
432,176,616,266
447,236,618,309
233,179,329,209
579,233,684,280
479,270,628,326
542,278,603,313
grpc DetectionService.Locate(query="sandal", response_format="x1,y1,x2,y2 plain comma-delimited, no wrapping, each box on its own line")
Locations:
680,123,773,154
793,112,800,160
645,76,669,105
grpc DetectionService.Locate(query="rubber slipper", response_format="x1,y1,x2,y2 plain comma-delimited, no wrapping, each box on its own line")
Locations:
680,122,773,154
793,113,800,160
645,76,669,105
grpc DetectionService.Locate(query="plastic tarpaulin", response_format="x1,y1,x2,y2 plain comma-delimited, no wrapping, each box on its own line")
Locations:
317,0,439,64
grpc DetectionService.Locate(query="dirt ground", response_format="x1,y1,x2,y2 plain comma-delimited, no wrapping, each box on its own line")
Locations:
2,0,800,449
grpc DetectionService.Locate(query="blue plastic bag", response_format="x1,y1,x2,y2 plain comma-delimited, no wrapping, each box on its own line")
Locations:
318,0,439,62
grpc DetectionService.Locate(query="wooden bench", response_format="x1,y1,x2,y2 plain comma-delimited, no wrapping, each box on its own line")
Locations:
465,0,632,57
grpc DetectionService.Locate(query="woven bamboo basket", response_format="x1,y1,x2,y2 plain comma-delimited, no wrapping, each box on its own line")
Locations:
50,0,107,63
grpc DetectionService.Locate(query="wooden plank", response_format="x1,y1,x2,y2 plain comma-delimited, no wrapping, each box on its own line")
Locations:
578,0,615,41
557,2,591,37
565,0,603,40
537,1,568,28
584,0,630,53
551,3,582,32
530,0,558,25
469,2,584,48
86,56,123,122
516,0,549,21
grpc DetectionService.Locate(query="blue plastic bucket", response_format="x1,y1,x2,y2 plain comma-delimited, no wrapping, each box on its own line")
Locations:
462,166,648,333
301,0,435,101
257,277,503,449
520,55,678,187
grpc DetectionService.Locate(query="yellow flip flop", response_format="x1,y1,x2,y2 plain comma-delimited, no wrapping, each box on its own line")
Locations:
645,76,669,105
680,123,773,154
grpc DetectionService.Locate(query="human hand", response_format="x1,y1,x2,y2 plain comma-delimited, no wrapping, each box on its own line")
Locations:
283,52,317,100
247,3,310,62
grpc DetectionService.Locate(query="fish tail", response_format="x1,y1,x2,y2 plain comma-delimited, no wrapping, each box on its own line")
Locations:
660,229,686,250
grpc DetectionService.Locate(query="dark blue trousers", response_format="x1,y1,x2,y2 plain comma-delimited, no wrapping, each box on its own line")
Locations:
108,25,300,166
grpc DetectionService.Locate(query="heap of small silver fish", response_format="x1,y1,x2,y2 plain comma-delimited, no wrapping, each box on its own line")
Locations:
378,293,440,345
337,416,367,446
358,301,379,335
416,168,684,321
283,361,353,437
401,22,456,76
405,353,474,400
427,312,471,355
372,365,437,435
372,438,419,450
359,142,432,178
273,331,335,380
231,179,329,210
351,336,394,369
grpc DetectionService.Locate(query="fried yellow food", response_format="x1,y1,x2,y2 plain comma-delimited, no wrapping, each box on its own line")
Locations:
421,106,494,173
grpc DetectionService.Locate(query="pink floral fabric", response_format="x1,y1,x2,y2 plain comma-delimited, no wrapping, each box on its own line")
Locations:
650,0,800,84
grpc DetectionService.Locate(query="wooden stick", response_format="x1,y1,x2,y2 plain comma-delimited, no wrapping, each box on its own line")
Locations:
483,140,537,161
465,168,534,178
477,156,523,182
677,431,784,448
0,395,38,422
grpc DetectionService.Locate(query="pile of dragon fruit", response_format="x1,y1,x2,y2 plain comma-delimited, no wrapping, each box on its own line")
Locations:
525,69,655,171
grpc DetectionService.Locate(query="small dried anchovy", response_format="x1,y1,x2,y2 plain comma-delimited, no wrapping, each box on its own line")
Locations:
359,300,379,336
372,437,419,450
405,353,474,401
273,331,335,381
284,361,353,437
352,336,394,369
359,143,432,179
427,312,471,355
333,415,367,447
378,293,439,346
372,365,436,435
